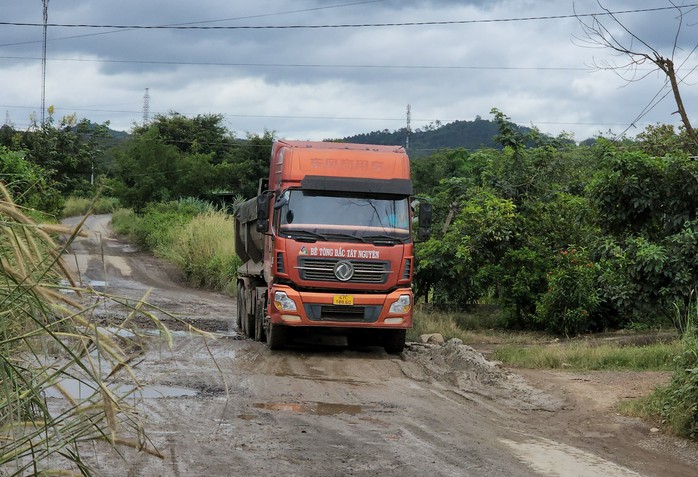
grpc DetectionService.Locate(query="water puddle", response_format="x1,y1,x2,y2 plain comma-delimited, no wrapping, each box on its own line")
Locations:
45,378,198,400
88,279,109,290
254,402,363,416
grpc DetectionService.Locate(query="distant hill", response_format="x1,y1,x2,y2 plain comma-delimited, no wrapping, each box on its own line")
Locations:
337,117,537,158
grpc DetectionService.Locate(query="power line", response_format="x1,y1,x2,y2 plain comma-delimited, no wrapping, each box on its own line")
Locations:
1,5,695,31
0,1,387,48
0,103,651,129
0,54,598,71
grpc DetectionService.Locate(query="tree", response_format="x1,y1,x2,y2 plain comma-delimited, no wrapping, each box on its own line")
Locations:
1,114,109,198
575,1,698,149
132,112,235,163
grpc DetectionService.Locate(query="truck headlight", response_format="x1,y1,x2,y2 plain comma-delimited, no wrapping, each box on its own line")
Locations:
274,291,297,311
388,294,411,314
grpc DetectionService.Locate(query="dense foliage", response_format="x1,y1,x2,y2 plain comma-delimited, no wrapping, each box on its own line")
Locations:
0,114,109,215
106,113,273,210
414,110,698,336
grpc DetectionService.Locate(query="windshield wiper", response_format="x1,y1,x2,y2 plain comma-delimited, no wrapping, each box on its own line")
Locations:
363,234,403,245
283,230,327,242
324,232,366,243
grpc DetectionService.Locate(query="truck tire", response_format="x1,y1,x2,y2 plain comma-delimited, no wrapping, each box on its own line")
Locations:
236,283,245,333
245,306,255,339
254,301,266,342
266,322,286,350
237,282,255,338
383,329,406,354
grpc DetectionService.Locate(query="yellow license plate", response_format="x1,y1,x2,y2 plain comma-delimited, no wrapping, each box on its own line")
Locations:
333,295,354,306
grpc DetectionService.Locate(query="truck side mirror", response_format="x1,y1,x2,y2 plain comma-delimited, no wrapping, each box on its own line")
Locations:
256,193,271,233
417,202,432,241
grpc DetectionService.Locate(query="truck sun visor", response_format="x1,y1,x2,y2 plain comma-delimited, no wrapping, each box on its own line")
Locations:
300,175,413,196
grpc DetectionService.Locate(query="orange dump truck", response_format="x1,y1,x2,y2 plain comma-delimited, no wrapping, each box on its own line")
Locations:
234,140,431,353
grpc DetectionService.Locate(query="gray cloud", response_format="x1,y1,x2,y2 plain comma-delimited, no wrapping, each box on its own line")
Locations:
0,1,695,140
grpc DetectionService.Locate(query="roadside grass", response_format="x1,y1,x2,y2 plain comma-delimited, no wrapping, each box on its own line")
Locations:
166,211,239,293
412,307,680,371
409,306,549,345
618,328,698,439
63,195,121,217
491,341,680,371
111,199,240,293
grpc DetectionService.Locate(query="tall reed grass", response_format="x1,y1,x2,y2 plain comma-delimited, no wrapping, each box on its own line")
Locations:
167,211,239,292
111,200,240,294
62,196,121,217
0,185,168,475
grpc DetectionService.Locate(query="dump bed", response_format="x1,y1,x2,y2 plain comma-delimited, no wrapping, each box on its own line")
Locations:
234,197,264,266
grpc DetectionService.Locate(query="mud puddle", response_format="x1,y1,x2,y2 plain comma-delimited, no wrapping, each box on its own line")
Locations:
254,401,363,416
45,378,199,400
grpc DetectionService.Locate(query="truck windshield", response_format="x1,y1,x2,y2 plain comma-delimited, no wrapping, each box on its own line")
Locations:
278,190,410,242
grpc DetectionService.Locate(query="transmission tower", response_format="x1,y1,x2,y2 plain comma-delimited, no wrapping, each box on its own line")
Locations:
405,104,411,150
41,0,49,124
143,88,150,123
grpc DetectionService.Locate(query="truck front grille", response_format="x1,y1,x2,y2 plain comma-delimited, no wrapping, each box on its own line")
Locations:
296,258,390,284
304,304,381,323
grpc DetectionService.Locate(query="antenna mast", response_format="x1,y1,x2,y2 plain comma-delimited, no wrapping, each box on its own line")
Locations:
143,88,150,123
406,104,411,150
41,0,49,124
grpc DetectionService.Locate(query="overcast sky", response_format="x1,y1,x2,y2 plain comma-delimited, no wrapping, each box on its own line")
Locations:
1,1,696,143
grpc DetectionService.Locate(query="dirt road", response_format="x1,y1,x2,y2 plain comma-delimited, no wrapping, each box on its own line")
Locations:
61,215,698,477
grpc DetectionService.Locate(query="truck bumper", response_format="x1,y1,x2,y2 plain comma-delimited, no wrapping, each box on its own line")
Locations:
268,285,413,329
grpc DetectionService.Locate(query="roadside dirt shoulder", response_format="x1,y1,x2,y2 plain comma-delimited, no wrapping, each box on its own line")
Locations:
510,367,698,474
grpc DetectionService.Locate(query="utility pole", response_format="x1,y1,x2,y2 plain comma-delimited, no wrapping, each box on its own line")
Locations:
41,0,49,125
143,88,150,123
405,104,411,151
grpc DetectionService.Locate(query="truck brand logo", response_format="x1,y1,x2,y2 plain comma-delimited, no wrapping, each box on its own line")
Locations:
310,157,383,172
333,260,355,281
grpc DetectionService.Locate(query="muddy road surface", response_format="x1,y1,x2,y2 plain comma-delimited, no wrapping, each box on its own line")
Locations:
61,215,697,477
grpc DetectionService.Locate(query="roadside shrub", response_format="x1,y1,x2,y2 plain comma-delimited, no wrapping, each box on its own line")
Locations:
111,199,238,292
0,146,63,215
111,198,215,250
111,207,143,238
535,248,601,336
659,332,698,438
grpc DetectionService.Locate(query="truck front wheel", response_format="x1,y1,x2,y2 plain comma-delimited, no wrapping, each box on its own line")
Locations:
383,329,406,354
266,322,286,350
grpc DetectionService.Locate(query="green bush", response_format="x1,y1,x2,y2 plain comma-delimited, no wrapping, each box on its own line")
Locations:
0,146,64,215
535,248,601,335
110,208,142,237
